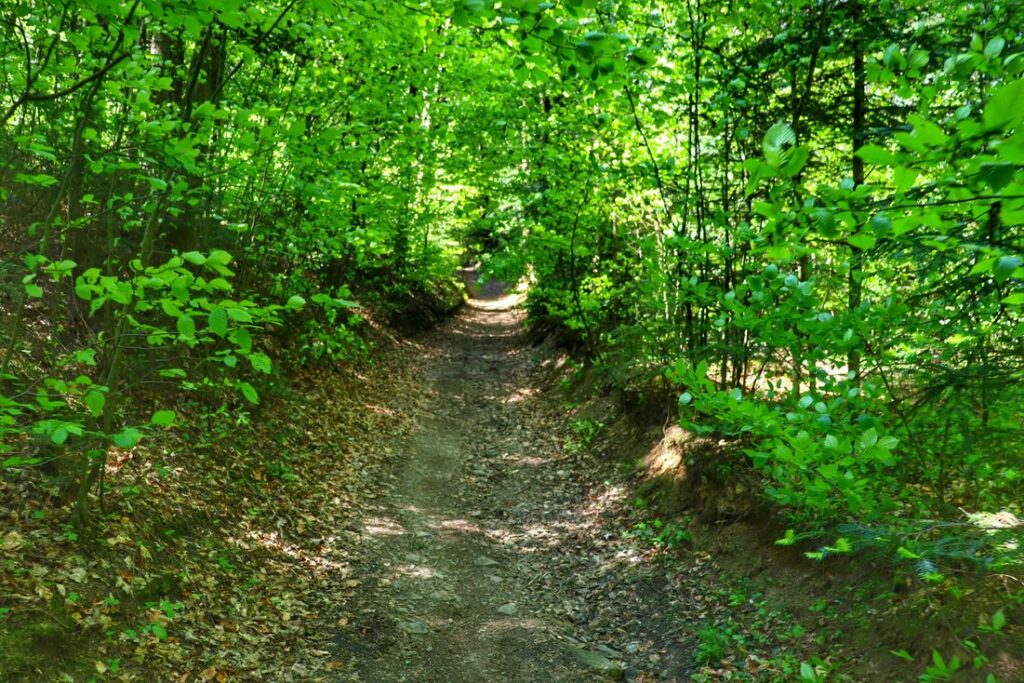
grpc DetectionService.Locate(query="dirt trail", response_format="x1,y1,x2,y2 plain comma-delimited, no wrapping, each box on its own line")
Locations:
330,296,705,682
332,297,586,681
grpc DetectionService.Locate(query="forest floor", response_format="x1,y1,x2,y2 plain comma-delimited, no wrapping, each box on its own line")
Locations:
5,293,1016,682
320,296,828,682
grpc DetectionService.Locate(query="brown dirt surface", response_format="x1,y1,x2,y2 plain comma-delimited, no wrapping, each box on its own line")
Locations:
321,297,816,682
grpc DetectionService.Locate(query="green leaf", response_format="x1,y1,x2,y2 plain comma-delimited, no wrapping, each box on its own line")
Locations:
991,609,1006,632
979,162,1016,191
994,255,1021,283
286,295,306,309
47,259,82,277
1002,292,1024,305
14,173,59,187
970,257,996,276
205,250,234,274
855,145,898,166
84,388,106,417
883,44,905,69
181,251,206,265
629,48,656,67
24,283,43,297
764,122,796,151
762,122,795,166
780,146,809,177
1,457,42,469
208,277,232,292
894,166,918,193
983,78,1024,130
248,353,272,374
574,41,595,61
776,529,797,546
908,115,948,146
877,435,899,450
161,299,182,318
238,382,259,404
848,233,876,250
229,327,252,353
150,623,168,640
208,307,229,337
112,427,143,448
984,36,1006,60
151,410,175,426
74,349,97,366
176,315,196,339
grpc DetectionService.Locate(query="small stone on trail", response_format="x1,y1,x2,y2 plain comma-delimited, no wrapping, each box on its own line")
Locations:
400,620,430,634
496,602,518,616
428,590,456,602
568,647,626,680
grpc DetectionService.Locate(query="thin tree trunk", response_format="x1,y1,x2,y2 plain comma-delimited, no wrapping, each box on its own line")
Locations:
848,1,865,380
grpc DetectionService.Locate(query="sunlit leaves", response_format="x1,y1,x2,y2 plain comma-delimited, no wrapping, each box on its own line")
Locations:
855,145,898,166
848,233,876,250
762,122,796,165
994,256,1022,283
151,410,176,426
978,162,1016,191
759,122,808,178
84,388,107,417
208,308,229,337
176,315,196,339
983,78,1024,130
111,427,143,448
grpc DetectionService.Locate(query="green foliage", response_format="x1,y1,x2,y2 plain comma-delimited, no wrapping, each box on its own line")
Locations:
1,0,470,526
564,417,603,454
624,517,691,548
1,1,1022,677
446,0,1024,582
693,625,731,666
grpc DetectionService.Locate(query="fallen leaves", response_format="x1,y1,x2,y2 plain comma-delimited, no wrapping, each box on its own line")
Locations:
198,666,223,681
0,323,429,681
1,530,22,552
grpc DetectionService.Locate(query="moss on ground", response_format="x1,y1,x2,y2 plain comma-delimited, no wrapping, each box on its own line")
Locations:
0,618,89,682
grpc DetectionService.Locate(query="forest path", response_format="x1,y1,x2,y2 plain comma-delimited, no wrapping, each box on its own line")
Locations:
330,297,697,682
